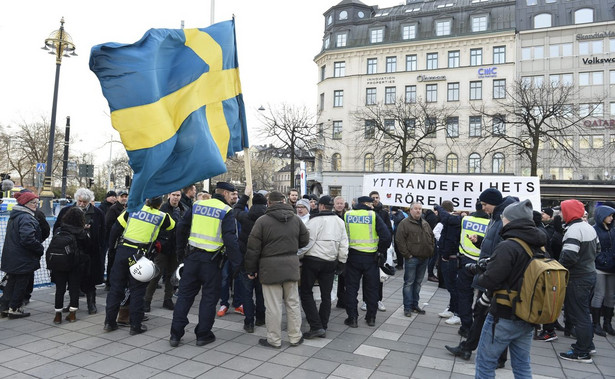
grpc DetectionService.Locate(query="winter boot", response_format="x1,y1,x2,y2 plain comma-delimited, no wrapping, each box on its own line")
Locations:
53,310,62,324
86,291,97,315
8,307,30,319
65,307,77,322
591,307,606,337
603,306,615,336
117,306,130,326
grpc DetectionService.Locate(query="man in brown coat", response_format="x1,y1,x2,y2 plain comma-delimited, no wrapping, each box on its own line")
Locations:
245,191,310,348
396,202,435,317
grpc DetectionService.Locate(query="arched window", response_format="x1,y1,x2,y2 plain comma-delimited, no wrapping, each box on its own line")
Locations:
383,153,394,172
425,153,436,173
332,153,341,171
364,153,375,172
446,153,458,173
534,13,552,29
469,153,481,173
574,8,593,24
492,153,505,174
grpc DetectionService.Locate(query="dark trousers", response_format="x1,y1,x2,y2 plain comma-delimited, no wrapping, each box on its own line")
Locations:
565,274,596,354
23,273,34,301
441,258,458,314
336,273,346,307
300,257,337,330
462,293,508,365
363,279,383,302
428,241,439,276
457,256,476,330
240,272,265,325
53,269,81,309
106,248,116,286
105,246,148,329
145,251,178,302
345,253,379,320
171,251,222,340
4,273,30,309
220,260,243,308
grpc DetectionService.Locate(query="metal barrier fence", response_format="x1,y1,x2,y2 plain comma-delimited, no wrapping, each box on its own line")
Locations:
0,215,56,287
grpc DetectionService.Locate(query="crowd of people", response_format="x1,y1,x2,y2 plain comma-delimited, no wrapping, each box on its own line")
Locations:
0,183,613,378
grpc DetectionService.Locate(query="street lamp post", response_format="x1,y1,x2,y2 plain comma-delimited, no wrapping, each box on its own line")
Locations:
61,116,70,199
40,17,76,216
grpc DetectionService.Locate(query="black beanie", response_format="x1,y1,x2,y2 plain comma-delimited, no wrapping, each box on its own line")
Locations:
479,188,503,206
252,193,267,205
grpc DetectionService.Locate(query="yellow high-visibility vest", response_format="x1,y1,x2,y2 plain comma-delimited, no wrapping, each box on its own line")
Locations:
119,205,169,244
345,209,379,253
458,215,489,259
188,198,231,252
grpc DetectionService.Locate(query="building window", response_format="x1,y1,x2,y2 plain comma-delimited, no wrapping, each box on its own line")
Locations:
534,13,552,28
319,93,325,112
579,103,603,117
579,71,603,86
492,153,505,173
447,117,459,137
426,84,438,102
579,41,603,55
406,54,417,71
493,79,506,99
493,46,506,64
574,8,594,24
425,154,436,173
404,118,416,137
332,153,341,171
386,56,397,73
329,186,342,197
446,153,458,173
469,116,482,137
448,50,460,68
333,90,343,107
402,24,417,40
611,102,615,116
383,153,394,172
320,65,326,81
332,121,342,140
492,115,506,135
324,36,330,49
549,73,573,86
405,85,417,103
370,28,384,43
366,88,377,105
336,33,347,47
426,118,437,138
385,87,396,105
384,119,395,138
470,81,482,100
427,53,438,70
365,120,375,139
470,48,483,66
521,46,544,60
550,43,573,57
447,82,459,102
526,0,537,5
436,20,451,36
469,153,481,173
364,153,375,172
471,15,488,32
367,58,377,74
333,61,345,77
521,75,544,87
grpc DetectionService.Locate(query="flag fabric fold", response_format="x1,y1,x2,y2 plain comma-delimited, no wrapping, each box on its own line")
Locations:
90,19,248,211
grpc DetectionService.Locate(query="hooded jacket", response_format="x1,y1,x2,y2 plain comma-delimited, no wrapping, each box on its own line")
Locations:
477,218,547,319
593,205,615,273
1,205,44,274
559,199,598,278
434,205,462,258
244,202,309,284
234,194,267,254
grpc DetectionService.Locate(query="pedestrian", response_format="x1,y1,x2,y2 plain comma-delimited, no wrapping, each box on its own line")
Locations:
591,205,615,336
295,198,311,224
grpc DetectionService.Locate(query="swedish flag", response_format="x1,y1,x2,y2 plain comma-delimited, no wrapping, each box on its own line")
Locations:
90,20,248,211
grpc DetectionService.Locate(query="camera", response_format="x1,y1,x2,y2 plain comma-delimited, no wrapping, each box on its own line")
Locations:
465,257,490,275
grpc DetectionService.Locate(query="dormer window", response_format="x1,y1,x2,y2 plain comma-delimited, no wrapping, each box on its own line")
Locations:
339,10,348,20
436,19,452,36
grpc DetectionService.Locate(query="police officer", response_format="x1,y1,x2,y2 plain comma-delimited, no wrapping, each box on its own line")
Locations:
344,196,391,327
104,196,175,335
169,182,242,347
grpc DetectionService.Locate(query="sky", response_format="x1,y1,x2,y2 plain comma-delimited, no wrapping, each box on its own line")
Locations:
0,0,403,166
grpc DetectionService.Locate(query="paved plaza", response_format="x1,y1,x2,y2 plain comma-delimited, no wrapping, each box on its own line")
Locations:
1,271,614,378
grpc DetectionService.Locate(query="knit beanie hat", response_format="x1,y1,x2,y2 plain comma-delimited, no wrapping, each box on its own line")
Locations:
17,192,38,206
296,199,310,209
268,191,285,202
252,193,267,205
541,207,554,218
502,199,533,222
479,188,503,206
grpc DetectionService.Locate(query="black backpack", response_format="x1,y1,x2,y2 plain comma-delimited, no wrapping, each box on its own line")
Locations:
45,229,79,271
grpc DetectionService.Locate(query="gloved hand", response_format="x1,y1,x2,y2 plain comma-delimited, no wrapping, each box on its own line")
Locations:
335,261,345,275
552,215,564,234
154,240,162,253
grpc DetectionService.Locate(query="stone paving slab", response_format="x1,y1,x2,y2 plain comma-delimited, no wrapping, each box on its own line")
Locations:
1,271,614,378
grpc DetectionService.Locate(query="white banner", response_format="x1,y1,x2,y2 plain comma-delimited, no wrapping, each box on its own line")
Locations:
363,173,541,211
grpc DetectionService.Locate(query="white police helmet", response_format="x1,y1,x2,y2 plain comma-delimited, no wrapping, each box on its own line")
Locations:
129,256,160,282
379,268,392,283
170,263,184,287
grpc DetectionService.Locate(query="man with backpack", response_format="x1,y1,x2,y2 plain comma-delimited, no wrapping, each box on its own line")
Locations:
474,199,546,378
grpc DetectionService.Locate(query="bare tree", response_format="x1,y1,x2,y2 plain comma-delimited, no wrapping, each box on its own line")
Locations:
257,104,318,189
352,97,458,172
472,78,604,176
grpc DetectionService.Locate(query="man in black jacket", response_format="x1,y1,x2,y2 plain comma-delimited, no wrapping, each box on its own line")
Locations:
474,199,545,377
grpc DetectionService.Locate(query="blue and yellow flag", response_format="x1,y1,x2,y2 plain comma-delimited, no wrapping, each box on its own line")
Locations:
89,19,248,211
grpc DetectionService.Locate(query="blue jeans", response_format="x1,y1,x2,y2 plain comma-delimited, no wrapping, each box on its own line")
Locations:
220,260,242,308
440,258,458,314
564,274,596,354
476,314,533,379
403,257,428,311
240,272,265,325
